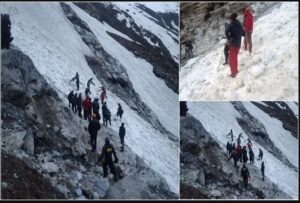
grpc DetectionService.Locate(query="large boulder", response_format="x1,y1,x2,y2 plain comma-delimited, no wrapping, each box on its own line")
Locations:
42,162,59,174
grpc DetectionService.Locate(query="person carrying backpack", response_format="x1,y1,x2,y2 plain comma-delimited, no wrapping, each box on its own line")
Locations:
82,96,92,120
258,148,263,160
241,164,250,188
98,138,119,181
225,13,245,77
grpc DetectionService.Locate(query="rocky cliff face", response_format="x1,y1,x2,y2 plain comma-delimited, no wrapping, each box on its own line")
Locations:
1,49,177,199
180,115,290,199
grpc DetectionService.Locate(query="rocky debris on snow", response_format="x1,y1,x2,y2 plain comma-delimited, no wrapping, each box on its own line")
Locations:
180,115,291,199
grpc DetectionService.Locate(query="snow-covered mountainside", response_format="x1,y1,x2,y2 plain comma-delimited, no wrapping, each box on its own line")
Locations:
182,101,298,199
1,2,179,198
179,2,298,101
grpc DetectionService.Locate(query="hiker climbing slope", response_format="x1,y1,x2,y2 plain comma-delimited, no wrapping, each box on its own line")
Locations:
88,114,101,152
67,90,74,108
71,72,80,91
227,129,234,142
119,123,126,152
241,164,250,188
261,161,265,181
116,103,124,120
225,13,245,77
98,138,119,181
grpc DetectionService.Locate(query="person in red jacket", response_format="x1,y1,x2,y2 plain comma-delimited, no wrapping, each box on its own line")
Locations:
235,144,242,162
82,96,92,120
243,7,254,54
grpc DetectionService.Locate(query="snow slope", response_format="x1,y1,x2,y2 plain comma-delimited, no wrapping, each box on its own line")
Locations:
113,2,179,63
1,2,179,194
69,3,179,136
180,2,298,101
188,102,298,198
243,102,298,167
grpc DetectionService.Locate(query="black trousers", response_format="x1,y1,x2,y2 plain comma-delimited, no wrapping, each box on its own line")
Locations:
84,109,89,120
120,135,124,147
90,133,97,152
103,162,116,177
243,178,248,188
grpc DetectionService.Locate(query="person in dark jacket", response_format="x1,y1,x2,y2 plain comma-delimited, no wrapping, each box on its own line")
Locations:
180,101,189,117
88,114,101,152
102,102,108,124
241,164,250,188
1,14,13,49
72,93,78,113
119,123,126,152
88,97,92,121
92,98,100,121
243,7,254,53
225,13,245,77
249,148,254,164
87,78,95,90
261,161,265,181
258,148,263,160
98,138,119,181
116,103,124,119
104,108,111,126
242,146,248,163
71,72,80,91
85,87,91,97
226,142,232,156
228,149,239,172
227,129,234,142
236,144,242,162
77,93,82,118
67,90,74,108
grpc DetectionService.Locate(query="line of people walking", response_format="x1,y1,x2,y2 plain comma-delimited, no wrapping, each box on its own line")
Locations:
226,129,265,189
68,73,127,181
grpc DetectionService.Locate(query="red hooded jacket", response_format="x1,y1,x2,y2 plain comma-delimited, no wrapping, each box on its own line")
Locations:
244,9,254,33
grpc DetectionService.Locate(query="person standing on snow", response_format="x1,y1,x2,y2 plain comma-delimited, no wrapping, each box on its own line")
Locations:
225,13,245,78
99,86,107,104
119,123,126,152
92,98,100,121
258,148,263,160
67,90,74,108
249,148,254,164
228,149,239,172
98,137,119,181
241,164,250,188
76,93,82,118
72,93,78,113
243,6,254,54
227,129,234,142
102,102,108,124
88,114,101,152
261,161,265,181
242,146,248,163
82,96,92,120
180,101,189,117
71,72,80,91
116,103,124,119
226,142,232,155
237,132,243,146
